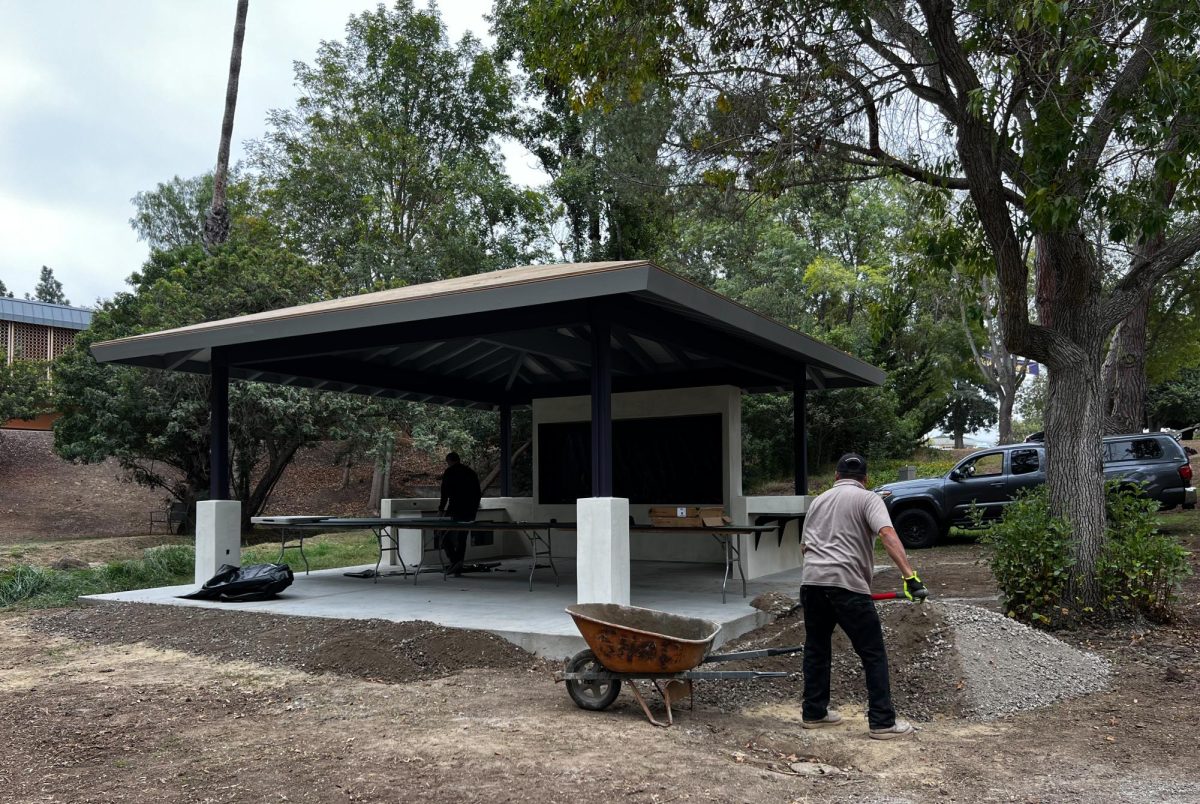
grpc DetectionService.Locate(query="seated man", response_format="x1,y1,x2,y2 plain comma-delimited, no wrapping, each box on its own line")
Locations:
437,452,481,576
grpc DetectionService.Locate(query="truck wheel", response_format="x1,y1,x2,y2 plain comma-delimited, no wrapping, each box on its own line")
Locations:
894,509,939,549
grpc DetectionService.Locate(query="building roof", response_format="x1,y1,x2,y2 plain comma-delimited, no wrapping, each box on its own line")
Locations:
0,297,93,329
91,261,885,409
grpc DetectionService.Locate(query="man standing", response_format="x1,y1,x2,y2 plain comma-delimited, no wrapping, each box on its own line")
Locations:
799,452,926,740
438,452,482,576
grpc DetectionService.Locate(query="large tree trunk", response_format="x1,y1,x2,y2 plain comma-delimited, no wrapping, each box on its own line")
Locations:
368,439,394,512
997,386,1015,445
1043,355,1108,605
1101,292,1150,435
204,0,249,250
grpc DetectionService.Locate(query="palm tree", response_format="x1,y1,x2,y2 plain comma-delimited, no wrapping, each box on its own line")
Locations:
203,0,249,250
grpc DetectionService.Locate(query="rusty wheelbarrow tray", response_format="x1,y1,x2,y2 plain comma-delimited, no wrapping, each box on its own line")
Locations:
556,603,802,727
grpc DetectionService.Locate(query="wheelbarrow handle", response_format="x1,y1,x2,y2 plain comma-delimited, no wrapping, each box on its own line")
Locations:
702,645,804,663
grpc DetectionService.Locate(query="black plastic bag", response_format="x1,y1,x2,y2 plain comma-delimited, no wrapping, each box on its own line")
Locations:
179,563,294,602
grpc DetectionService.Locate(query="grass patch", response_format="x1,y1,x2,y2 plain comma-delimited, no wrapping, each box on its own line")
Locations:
242,529,379,571
1158,508,1199,539
0,545,195,610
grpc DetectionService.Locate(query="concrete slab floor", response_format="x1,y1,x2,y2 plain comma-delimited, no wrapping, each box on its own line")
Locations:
81,558,845,658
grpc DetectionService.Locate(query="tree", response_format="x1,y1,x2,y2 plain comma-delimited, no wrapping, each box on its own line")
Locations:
32,266,68,305
132,174,252,252
53,243,375,529
0,279,12,298
516,0,1200,604
1148,368,1200,428
0,354,52,422
251,1,550,292
204,0,249,250
938,381,998,449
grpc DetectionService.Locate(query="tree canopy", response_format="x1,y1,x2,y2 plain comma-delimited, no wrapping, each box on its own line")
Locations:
32,266,68,305
497,0,1200,601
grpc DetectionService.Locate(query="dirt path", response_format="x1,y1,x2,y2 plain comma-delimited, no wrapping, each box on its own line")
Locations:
1,608,1196,804
2,518,1197,803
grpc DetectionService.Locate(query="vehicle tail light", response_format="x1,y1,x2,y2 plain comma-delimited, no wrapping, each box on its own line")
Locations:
1181,463,1194,484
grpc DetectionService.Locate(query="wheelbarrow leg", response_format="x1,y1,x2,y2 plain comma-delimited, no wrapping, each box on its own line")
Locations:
627,680,672,728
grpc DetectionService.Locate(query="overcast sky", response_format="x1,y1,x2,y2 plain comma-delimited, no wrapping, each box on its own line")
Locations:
0,0,543,307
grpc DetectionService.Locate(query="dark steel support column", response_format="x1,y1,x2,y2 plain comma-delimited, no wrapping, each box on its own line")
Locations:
794,366,808,496
499,403,512,497
210,350,231,501
590,314,613,497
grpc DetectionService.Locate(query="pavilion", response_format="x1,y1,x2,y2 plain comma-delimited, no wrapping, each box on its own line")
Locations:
90,261,884,605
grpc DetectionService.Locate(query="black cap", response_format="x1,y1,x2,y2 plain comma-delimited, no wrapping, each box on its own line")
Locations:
836,452,867,476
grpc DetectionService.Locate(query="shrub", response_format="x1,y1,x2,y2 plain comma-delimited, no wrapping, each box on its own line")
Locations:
982,486,1075,625
1098,487,1192,621
983,482,1192,626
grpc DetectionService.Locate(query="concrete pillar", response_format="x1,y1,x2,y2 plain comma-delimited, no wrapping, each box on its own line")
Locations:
195,500,241,585
576,497,630,605
379,500,427,567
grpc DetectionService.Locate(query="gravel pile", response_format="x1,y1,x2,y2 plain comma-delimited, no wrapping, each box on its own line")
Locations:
694,599,1111,722
940,602,1112,719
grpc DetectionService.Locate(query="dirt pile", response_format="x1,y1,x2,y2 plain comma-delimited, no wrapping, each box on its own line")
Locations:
32,603,549,683
695,598,1110,722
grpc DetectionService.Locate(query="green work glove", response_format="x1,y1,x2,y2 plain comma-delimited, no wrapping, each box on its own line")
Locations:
903,573,927,601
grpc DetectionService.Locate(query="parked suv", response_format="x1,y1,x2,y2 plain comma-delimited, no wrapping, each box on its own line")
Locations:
875,433,1196,549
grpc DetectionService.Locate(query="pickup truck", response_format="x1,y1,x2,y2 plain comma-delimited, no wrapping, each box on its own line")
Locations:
875,433,1196,549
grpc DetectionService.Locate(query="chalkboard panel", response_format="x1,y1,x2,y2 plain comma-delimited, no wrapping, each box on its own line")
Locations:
537,414,723,504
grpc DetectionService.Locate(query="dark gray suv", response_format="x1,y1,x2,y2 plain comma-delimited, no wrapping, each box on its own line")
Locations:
875,434,1196,549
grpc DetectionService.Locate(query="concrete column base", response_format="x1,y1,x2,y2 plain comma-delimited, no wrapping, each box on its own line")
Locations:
576,497,630,605
379,501,426,567
195,500,241,585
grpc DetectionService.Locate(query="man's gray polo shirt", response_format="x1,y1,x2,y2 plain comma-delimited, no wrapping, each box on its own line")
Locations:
800,478,894,595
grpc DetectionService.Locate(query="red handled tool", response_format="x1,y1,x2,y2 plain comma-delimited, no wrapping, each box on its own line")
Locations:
871,590,928,602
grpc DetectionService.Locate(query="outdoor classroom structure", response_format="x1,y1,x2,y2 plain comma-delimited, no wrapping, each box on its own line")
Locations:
90,261,884,608
1,297,93,430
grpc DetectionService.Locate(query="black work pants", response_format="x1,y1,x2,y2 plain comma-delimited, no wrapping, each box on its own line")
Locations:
800,584,895,729
441,531,467,566
441,506,477,568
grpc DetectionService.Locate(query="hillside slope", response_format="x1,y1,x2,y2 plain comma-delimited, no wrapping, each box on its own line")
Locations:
0,431,444,544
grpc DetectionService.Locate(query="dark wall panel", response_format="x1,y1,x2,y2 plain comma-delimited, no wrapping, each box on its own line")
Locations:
538,413,723,504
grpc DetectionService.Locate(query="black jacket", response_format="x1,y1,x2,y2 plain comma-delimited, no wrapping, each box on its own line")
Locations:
439,463,482,520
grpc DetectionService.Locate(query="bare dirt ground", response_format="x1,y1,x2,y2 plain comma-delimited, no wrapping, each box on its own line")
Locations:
2,517,1198,804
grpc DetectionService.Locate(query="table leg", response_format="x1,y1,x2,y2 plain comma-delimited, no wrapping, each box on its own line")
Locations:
722,535,731,604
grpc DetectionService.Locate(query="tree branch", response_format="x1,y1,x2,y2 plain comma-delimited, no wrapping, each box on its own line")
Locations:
1072,19,1157,191
1104,219,1200,328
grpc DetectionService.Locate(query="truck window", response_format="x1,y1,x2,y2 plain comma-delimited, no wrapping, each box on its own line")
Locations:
1108,438,1163,461
1010,449,1040,475
961,452,1004,478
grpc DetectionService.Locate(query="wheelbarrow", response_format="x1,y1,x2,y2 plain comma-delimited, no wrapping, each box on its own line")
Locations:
556,603,803,727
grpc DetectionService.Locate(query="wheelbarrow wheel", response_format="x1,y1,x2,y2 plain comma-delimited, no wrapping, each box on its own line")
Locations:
565,649,621,711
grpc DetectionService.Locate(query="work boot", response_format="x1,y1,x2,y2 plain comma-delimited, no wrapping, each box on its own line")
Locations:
801,710,843,729
869,720,915,740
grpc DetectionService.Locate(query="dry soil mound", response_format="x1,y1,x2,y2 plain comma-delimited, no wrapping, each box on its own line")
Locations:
32,603,548,683
695,599,1109,721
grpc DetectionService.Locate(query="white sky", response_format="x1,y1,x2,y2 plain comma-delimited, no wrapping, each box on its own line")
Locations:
0,0,545,307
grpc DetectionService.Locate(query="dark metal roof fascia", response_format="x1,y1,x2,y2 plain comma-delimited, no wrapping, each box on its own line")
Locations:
90,265,654,365
642,270,885,386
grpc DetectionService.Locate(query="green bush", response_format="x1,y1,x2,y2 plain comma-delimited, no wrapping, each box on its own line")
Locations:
981,486,1075,625
983,482,1192,626
1098,488,1192,620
